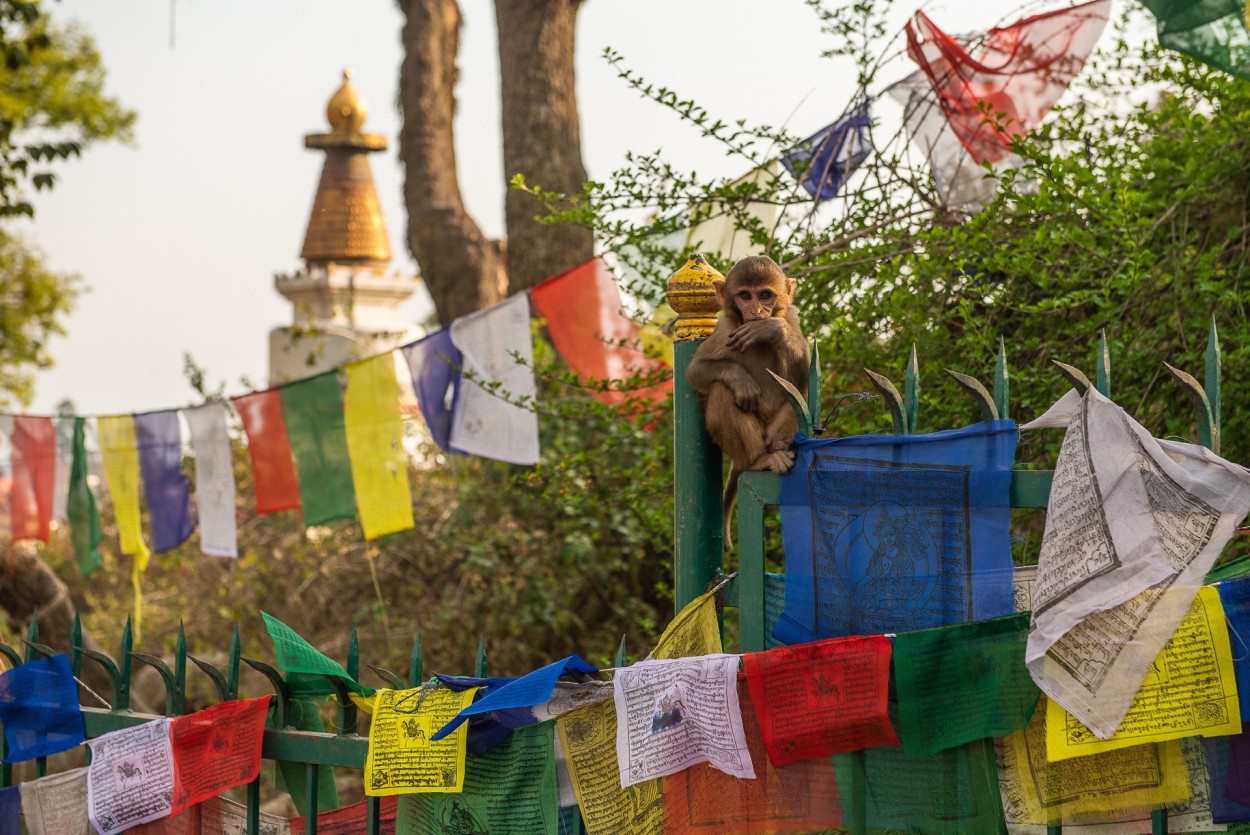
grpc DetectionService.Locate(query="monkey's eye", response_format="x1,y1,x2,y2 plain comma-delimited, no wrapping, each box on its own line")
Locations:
758,291,773,300
737,292,752,300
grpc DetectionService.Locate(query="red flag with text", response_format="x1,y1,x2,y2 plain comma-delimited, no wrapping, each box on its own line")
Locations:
169,695,271,815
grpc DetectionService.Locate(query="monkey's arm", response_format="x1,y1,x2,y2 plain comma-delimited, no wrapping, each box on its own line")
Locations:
687,332,764,411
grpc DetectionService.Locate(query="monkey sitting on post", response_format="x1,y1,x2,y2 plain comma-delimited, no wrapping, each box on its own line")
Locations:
686,255,810,551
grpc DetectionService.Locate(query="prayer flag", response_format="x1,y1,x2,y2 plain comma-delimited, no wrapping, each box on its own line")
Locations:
260,612,366,694
0,786,17,835
556,699,664,835
9,415,55,542
364,684,477,796
281,372,357,525
232,389,301,515
892,612,1039,756
51,416,73,521
529,258,672,410
0,654,83,761
1045,586,1240,760
169,695,271,815
1203,728,1250,824
1024,388,1250,739
19,767,91,835
613,654,754,786
200,796,291,835
289,796,397,835
432,655,598,741
135,410,197,553
663,678,840,835
683,164,780,264
182,402,238,557
98,414,152,634
1142,0,1250,79
396,723,559,834
1216,576,1250,717
1002,695,1190,828
344,353,413,539
449,293,540,465
400,330,462,454
744,635,898,766
87,718,175,835
775,420,1017,644
651,588,723,660
273,696,338,816
905,0,1111,164
67,416,102,576
780,100,873,202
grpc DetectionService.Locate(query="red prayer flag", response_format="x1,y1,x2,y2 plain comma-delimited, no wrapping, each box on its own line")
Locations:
169,695,271,816
743,635,899,767
664,676,840,834
232,390,301,515
10,416,56,542
126,806,198,835
530,258,672,412
905,0,1110,164
290,796,398,834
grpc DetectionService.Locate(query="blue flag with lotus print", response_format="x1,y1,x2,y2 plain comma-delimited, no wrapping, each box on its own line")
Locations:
135,410,196,553
781,100,873,202
775,420,1017,644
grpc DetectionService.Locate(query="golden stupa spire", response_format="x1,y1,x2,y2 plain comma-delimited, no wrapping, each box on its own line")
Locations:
299,69,391,266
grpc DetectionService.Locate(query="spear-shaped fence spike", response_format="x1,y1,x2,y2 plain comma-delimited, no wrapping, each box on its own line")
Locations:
70,612,82,679
1096,330,1111,397
904,344,920,434
0,643,22,668
228,625,241,700
347,625,360,683
189,655,232,703
409,633,424,689
367,664,405,689
1051,360,1091,394
21,639,57,659
24,614,38,662
615,635,628,669
79,647,124,707
130,652,178,716
767,370,812,434
1207,316,1222,439
864,370,908,434
119,616,133,711
475,637,489,679
1163,362,1219,453
241,657,290,729
316,675,357,736
173,621,187,715
945,370,999,422
807,342,822,429
994,337,1010,421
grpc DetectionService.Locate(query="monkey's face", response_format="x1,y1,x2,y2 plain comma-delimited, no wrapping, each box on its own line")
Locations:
733,285,782,321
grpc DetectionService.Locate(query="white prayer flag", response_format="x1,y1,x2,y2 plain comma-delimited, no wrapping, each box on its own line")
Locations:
1025,388,1250,738
182,402,238,558
613,654,754,788
87,718,175,835
449,293,540,465
20,766,93,835
52,416,74,521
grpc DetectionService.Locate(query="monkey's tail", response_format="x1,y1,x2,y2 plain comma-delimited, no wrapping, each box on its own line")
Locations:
722,466,743,553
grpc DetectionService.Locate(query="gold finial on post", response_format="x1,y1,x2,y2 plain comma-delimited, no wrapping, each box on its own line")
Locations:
666,254,723,341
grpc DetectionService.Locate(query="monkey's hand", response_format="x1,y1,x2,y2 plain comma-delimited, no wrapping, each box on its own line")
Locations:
727,318,786,352
731,377,762,412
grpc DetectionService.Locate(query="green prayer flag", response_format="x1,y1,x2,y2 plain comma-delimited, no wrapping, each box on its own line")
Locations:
67,417,101,576
395,723,559,835
260,612,369,695
892,612,1040,757
835,738,1004,834
270,696,340,815
1141,0,1250,79
1208,554,1250,583
280,372,356,525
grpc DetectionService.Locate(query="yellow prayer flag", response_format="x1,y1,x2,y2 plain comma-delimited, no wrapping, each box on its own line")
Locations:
650,589,722,660
1003,696,1190,826
97,415,152,639
1046,586,1241,761
344,353,414,540
556,699,663,835
364,685,475,796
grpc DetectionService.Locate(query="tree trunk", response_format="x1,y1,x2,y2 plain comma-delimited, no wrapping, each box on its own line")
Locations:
397,0,506,326
495,0,594,290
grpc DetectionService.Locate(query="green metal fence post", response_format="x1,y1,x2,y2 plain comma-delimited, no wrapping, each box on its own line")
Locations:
667,254,725,611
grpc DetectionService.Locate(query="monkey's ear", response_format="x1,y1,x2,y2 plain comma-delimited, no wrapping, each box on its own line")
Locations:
713,279,727,308
785,278,797,300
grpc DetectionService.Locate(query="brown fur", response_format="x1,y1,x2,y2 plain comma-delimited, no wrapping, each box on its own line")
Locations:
685,256,810,551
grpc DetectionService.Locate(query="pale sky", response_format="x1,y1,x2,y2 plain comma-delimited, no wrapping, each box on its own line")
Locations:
24,0,1015,415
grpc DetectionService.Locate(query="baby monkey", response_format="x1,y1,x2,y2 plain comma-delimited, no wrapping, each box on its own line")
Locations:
686,255,810,551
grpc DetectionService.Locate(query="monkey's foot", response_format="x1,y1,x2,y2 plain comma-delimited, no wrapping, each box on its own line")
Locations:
756,450,795,474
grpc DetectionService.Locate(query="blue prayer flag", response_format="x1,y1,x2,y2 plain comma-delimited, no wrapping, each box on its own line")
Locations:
1204,728,1250,824
432,655,599,742
135,410,196,553
1215,577,1250,716
781,100,873,202
401,330,463,454
0,785,17,835
0,655,84,762
775,420,1017,644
